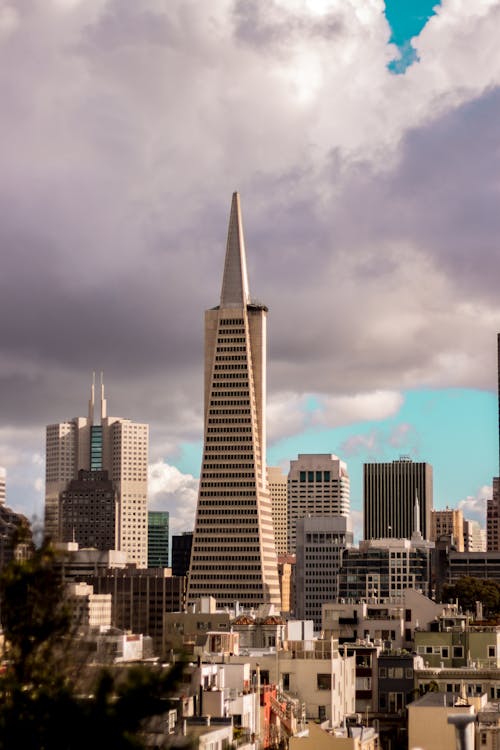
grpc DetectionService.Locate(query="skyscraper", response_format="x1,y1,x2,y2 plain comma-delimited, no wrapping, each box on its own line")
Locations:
363,457,433,541
45,377,148,567
487,333,500,551
148,511,169,568
287,454,350,553
187,193,280,609
267,466,288,555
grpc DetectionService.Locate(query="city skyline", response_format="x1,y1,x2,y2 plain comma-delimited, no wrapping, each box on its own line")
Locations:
1,1,500,538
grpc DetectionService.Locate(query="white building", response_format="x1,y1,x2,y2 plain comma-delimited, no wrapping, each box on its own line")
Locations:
288,454,350,553
45,377,148,567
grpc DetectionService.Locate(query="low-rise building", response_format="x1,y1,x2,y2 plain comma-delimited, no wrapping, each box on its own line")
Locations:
408,692,475,750
289,721,379,749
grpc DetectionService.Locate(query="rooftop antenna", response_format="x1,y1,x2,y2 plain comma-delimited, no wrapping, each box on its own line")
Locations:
100,371,107,422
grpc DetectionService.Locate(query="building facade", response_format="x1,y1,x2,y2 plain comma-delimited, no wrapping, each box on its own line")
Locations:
287,454,350,554
0,467,5,505
187,193,280,608
338,538,433,602
45,377,148,567
464,518,486,551
268,466,288,555
148,511,169,568
172,532,193,577
363,457,433,541
431,507,464,551
295,515,353,629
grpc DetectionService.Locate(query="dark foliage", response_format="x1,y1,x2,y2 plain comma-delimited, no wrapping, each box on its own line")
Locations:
0,545,187,749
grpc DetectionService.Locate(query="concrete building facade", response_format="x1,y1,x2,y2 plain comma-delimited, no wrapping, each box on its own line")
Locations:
268,466,288,555
45,377,148,567
431,507,464,551
295,515,353,629
288,454,350,554
187,193,280,609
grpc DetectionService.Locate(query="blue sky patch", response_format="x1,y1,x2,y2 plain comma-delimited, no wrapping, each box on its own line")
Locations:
385,0,441,73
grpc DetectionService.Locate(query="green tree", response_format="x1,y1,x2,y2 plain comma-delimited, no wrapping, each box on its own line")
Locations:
0,545,187,749
442,577,500,618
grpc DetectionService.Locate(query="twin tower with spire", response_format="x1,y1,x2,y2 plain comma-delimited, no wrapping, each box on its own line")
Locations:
187,193,281,609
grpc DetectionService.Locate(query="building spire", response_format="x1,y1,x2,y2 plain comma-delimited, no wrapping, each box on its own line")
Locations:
220,192,250,308
412,489,422,540
100,371,107,422
88,372,95,425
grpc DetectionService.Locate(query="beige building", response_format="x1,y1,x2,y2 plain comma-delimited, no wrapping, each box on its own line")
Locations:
290,722,378,750
187,193,280,609
408,692,475,750
431,507,464,550
268,466,288,555
66,581,112,629
288,454,350,553
45,378,148,567
463,518,486,551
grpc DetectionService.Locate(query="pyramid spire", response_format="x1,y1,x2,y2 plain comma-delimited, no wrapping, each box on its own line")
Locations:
220,192,250,308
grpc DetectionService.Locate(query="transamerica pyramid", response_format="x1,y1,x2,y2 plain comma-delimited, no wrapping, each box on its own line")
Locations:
187,193,281,609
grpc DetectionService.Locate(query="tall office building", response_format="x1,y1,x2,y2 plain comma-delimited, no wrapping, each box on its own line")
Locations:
171,532,193,578
287,454,350,553
363,457,433,541
295,515,353,629
45,377,148,567
187,193,280,609
268,466,288,555
488,334,500,551
148,511,169,568
430,507,464,551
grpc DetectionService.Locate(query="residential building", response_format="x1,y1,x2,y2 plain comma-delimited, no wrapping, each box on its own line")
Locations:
187,193,280,608
295,515,353,629
148,511,169,568
45,376,148,567
377,651,424,713
323,589,456,651
414,614,500,669
408,692,475,750
288,454,350,553
431,507,464,551
268,466,288,555
289,721,379,750
338,537,433,603
171,532,193,577
363,457,433,540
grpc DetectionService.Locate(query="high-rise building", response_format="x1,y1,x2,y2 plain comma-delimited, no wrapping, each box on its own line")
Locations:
430,507,464,551
363,457,433,541
45,377,148,567
338,537,433,602
187,193,280,609
487,333,500,551
287,454,350,553
267,466,288,555
171,532,193,578
60,470,116,551
295,515,353,629
148,511,169,568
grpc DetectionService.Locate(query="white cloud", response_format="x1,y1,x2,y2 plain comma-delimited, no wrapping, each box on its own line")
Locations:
457,484,490,527
148,460,199,534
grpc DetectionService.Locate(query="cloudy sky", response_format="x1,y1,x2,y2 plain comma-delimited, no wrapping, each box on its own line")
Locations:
1,0,499,539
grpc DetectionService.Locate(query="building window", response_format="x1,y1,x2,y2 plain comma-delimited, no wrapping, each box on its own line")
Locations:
318,706,326,721
453,646,464,658
379,667,387,678
317,674,331,690
441,647,449,658
488,646,496,658
282,673,290,691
